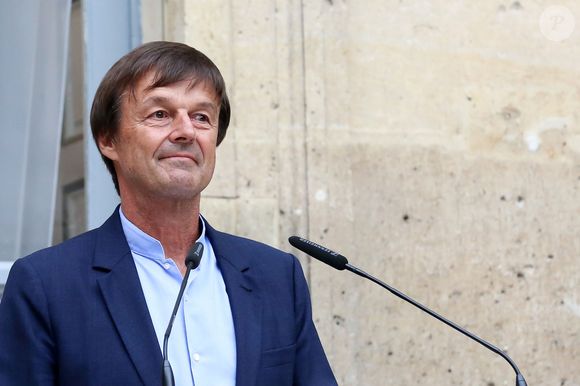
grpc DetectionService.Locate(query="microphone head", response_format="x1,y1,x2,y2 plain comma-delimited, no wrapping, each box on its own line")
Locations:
185,242,204,269
288,236,348,270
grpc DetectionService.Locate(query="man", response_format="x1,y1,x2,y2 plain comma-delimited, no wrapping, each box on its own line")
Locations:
0,41,337,386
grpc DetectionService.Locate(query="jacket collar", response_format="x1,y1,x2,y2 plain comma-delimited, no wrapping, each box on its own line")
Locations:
93,207,162,386
205,222,263,386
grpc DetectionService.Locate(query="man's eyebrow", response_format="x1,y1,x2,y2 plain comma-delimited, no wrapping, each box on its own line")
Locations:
140,95,218,112
195,101,219,113
141,95,171,106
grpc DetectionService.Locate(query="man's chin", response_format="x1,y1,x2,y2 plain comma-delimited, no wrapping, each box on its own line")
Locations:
158,178,208,199
158,185,199,199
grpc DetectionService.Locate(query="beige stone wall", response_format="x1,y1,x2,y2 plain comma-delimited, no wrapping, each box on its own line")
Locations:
147,1,580,385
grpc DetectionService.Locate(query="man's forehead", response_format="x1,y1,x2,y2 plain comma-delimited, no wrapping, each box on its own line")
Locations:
129,71,219,102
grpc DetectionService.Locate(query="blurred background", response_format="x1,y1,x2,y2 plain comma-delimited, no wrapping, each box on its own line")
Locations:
1,0,579,384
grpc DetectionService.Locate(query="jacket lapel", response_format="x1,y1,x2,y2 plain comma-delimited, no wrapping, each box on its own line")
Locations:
206,224,263,386
93,209,162,386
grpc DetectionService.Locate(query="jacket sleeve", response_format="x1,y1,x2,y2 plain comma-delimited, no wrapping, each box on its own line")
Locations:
0,258,56,386
291,255,338,386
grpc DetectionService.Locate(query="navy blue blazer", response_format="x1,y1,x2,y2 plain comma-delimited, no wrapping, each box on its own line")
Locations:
0,209,337,386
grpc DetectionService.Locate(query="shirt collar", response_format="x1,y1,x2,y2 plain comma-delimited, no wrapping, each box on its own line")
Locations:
119,206,207,263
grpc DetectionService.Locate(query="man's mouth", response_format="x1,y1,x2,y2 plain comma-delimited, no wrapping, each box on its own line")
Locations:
159,153,196,162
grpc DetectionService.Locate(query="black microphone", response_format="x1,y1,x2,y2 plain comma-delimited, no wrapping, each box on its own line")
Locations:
288,236,528,386
161,242,204,386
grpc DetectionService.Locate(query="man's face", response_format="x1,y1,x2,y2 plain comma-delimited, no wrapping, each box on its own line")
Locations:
99,72,220,202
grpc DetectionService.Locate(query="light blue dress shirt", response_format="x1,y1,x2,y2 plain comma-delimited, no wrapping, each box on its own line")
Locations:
119,209,237,386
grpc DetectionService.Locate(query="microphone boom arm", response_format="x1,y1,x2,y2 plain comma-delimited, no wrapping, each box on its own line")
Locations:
288,235,527,386
161,242,204,386
345,263,528,386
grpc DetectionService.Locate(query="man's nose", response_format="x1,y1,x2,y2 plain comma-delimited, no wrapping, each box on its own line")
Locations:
169,111,196,143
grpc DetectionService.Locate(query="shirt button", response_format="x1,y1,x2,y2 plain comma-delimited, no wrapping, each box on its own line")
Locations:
163,262,171,269
193,353,201,362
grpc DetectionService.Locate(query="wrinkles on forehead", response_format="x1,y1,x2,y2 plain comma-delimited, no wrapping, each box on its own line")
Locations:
124,70,220,105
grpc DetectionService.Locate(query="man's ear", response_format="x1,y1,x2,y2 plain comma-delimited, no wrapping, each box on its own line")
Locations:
97,133,119,161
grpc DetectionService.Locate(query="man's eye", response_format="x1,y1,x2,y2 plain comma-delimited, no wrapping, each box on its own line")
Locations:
193,114,209,123
153,111,167,119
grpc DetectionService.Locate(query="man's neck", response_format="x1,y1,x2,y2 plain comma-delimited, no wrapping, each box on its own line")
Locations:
120,197,201,273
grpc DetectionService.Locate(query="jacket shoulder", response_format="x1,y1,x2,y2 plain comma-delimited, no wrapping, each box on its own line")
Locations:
207,226,296,266
16,209,122,270
16,228,99,269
